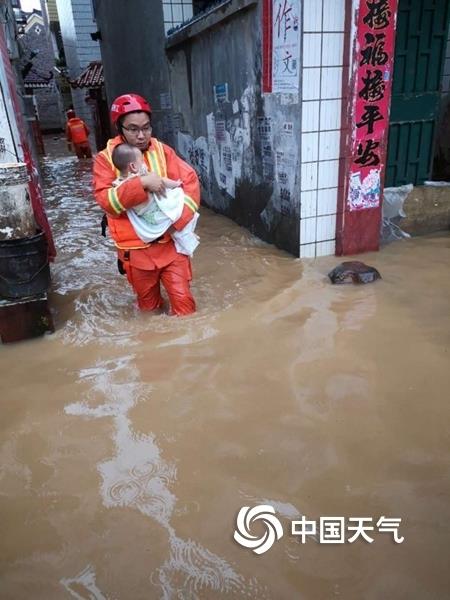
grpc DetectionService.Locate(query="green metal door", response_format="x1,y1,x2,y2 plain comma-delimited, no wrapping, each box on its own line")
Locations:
386,0,450,186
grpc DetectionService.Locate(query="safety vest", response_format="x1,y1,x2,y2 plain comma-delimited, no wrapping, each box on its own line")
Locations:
67,118,88,144
101,137,170,250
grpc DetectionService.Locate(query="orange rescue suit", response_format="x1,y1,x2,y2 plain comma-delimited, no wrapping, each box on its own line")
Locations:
92,135,199,253
92,135,200,313
66,117,89,144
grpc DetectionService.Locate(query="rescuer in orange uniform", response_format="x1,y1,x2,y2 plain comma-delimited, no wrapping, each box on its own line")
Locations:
65,109,92,159
92,94,200,315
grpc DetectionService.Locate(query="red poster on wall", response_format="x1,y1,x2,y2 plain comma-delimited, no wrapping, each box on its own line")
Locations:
347,0,398,212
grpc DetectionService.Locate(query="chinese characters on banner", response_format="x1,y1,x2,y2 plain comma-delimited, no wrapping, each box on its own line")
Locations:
347,0,397,211
272,0,300,93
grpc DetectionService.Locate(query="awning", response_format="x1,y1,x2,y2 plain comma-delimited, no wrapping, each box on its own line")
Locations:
70,61,104,89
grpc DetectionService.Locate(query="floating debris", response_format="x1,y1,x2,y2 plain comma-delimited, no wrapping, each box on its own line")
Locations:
328,261,381,284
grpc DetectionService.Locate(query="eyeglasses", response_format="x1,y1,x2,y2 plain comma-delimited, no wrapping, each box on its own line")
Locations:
122,123,152,134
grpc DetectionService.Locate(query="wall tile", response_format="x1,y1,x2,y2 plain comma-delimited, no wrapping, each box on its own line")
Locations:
301,132,319,162
319,130,341,160
316,240,336,256
320,99,342,130
321,67,343,99
302,100,320,132
302,68,321,100
323,0,346,32
316,214,337,241
300,217,317,244
303,34,323,67
300,243,316,258
318,159,340,188
163,4,172,20
183,4,193,19
303,0,323,32
301,162,318,191
322,33,344,66
300,190,317,218
172,5,183,21
317,187,338,215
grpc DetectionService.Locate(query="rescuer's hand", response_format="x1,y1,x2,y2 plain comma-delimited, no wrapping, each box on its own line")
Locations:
140,173,167,196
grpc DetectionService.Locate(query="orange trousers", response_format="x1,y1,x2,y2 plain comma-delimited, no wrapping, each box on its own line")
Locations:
123,253,196,316
74,142,92,159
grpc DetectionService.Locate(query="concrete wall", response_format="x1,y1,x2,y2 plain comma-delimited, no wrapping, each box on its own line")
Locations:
166,0,301,255
94,0,171,142
167,0,347,256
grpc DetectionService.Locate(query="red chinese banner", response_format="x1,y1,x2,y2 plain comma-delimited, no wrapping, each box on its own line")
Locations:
347,0,398,211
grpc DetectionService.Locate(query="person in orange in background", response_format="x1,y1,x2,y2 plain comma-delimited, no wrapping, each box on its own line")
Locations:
92,94,200,316
65,109,92,159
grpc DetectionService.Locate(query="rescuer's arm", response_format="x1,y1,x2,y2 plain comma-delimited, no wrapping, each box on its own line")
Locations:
163,144,200,231
93,152,167,216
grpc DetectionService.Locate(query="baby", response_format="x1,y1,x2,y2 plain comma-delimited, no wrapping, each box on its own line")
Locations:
111,143,199,256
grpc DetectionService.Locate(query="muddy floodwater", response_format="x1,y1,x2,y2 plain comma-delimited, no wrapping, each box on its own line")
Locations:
1,152,449,599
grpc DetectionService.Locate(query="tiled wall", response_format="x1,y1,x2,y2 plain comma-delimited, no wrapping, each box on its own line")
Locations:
72,0,101,70
299,0,346,258
162,0,193,34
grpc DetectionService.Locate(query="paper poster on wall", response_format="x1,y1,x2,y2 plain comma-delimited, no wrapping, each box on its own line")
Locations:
160,92,172,110
272,0,301,93
213,83,229,104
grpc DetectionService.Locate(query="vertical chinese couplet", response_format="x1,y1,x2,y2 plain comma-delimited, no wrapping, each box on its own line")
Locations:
348,0,397,211
272,0,301,93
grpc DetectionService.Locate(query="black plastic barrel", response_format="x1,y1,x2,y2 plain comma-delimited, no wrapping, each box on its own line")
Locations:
0,231,50,299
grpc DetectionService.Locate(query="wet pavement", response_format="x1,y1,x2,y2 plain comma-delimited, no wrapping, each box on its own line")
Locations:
0,148,449,599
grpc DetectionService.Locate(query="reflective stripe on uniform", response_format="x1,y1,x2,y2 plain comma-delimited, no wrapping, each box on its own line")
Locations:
147,150,161,176
154,140,167,177
183,195,198,213
108,187,124,214
103,143,121,178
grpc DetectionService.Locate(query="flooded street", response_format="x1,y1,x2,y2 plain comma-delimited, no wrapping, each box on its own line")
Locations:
1,151,450,599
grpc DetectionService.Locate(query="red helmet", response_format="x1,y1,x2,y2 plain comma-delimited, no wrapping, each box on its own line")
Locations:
66,109,76,119
110,94,152,125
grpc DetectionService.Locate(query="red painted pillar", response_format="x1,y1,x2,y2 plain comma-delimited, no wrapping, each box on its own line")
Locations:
262,0,273,93
336,0,398,256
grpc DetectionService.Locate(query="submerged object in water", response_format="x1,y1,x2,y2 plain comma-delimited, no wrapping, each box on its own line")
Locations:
328,261,381,284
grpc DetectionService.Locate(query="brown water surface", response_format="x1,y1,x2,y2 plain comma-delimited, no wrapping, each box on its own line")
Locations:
0,152,449,599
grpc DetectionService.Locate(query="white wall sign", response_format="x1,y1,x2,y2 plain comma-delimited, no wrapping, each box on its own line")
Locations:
272,0,301,94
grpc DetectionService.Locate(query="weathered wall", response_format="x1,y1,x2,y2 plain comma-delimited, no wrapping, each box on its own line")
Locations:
167,0,301,255
94,0,172,142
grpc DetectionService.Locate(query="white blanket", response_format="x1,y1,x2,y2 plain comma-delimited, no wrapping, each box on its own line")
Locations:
127,188,199,256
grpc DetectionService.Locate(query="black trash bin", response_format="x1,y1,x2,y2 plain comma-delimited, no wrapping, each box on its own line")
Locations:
0,231,50,299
